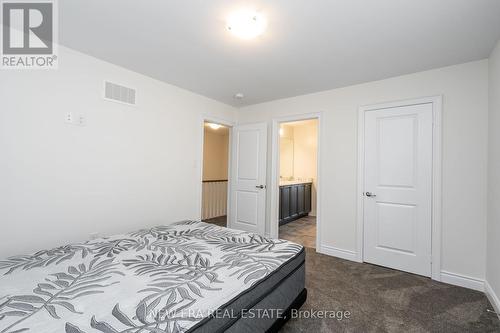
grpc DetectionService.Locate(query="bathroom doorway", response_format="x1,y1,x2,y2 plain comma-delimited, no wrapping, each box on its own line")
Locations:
275,118,319,249
201,121,231,227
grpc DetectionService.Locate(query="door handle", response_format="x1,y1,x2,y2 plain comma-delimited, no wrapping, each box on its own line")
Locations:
256,185,266,189
365,192,376,197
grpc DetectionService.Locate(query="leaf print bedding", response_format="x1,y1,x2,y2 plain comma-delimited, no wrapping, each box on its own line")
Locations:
0,221,303,333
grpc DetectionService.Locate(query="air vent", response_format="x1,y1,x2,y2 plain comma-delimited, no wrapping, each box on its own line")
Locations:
104,81,136,105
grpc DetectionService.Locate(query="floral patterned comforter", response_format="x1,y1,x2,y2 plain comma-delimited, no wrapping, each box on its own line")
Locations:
0,221,302,333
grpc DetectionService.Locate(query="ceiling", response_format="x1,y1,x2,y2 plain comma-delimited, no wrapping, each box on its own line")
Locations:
60,1,500,107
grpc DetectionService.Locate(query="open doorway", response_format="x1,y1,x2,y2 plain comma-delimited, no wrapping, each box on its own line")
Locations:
201,121,230,227
277,119,319,249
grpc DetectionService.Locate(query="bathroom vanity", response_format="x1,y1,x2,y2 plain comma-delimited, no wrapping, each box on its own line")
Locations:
279,181,312,226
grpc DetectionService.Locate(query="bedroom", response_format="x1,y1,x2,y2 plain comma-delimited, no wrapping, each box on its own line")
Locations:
1,1,500,332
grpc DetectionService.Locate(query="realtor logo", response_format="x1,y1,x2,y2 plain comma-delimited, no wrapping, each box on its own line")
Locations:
1,0,58,69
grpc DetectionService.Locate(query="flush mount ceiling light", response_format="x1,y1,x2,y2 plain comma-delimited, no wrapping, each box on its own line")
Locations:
233,92,245,99
208,123,222,130
226,10,267,40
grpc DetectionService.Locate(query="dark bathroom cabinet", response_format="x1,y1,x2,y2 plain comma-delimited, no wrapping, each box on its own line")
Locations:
279,182,312,226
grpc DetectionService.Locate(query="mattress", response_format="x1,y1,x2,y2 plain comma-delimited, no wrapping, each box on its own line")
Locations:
0,221,304,333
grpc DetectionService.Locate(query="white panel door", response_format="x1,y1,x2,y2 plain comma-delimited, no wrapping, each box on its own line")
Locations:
363,103,433,277
229,123,267,234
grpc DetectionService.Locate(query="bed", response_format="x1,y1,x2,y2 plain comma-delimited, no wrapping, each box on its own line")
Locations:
0,221,306,333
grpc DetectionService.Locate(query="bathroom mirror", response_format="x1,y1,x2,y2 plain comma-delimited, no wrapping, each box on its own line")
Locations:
280,138,294,179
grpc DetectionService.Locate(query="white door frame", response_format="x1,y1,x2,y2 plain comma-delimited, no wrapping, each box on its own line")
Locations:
270,112,323,252
357,96,442,281
197,115,234,226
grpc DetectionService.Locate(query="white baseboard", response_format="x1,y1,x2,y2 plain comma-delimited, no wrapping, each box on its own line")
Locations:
485,280,500,318
318,245,359,262
440,271,484,291
317,247,489,295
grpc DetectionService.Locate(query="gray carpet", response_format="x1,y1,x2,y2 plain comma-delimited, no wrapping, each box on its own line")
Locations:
204,215,500,332
282,248,500,332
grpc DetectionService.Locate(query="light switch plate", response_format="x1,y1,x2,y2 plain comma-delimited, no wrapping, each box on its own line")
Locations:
65,112,86,126
65,112,73,124
77,114,86,126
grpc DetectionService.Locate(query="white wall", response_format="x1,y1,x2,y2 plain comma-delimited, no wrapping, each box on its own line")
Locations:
238,60,489,281
487,41,500,310
0,46,236,258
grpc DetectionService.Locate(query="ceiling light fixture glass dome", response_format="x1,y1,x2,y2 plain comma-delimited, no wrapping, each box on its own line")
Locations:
226,10,267,40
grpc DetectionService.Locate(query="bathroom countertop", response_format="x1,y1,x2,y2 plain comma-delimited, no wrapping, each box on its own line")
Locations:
279,180,313,186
